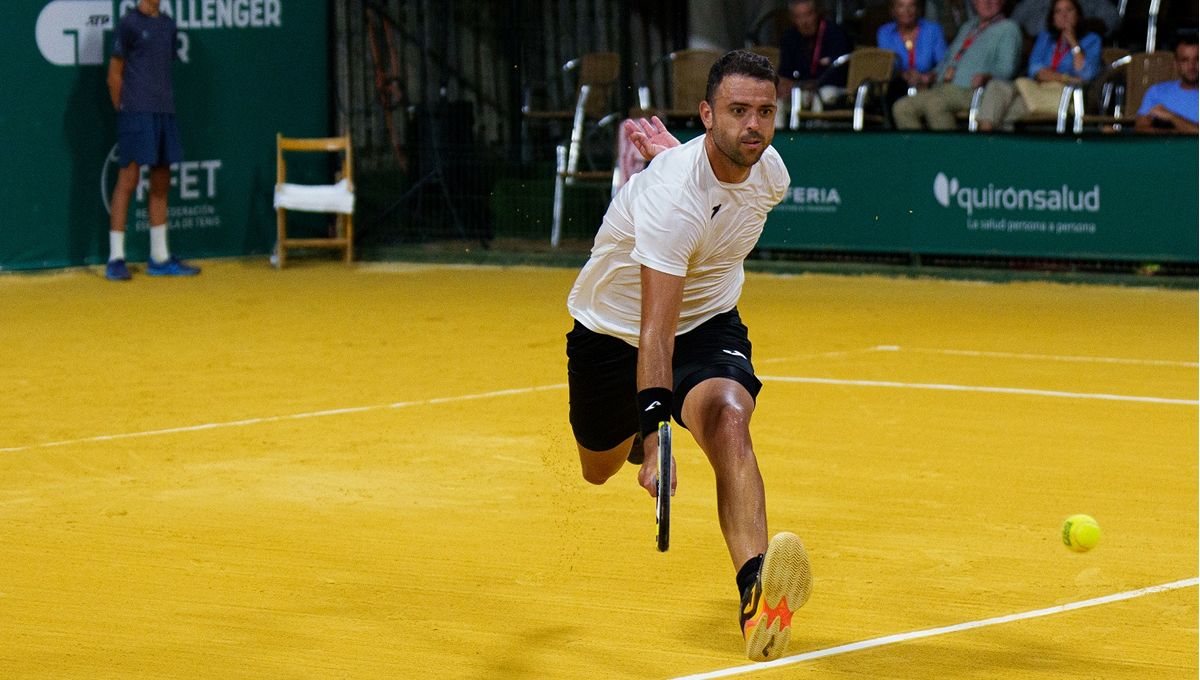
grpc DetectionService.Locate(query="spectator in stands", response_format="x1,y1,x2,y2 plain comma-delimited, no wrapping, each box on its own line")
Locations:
1135,37,1199,134
892,0,1022,129
105,0,200,281
1011,0,1120,37
778,0,853,110
877,0,948,108
976,0,1102,131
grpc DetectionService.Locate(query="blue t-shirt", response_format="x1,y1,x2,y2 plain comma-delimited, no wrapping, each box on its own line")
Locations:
877,19,947,74
1026,31,1101,81
1138,81,1200,123
112,8,177,113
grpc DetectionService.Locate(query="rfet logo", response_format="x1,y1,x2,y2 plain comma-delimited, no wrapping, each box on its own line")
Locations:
100,144,224,214
36,0,114,66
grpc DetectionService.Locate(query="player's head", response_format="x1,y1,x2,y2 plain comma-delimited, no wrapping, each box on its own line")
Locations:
1176,36,1198,86
700,50,779,170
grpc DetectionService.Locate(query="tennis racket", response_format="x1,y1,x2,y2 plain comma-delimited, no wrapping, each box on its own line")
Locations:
656,420,672,552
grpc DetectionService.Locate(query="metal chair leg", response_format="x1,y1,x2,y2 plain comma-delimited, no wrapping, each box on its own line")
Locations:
551,144,566,248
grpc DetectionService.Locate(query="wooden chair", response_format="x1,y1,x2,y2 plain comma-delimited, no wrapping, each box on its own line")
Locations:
792,48,895,130
1007,49,1133,133
1067,51,1176,132
523,52,621,126
273,134,354,268
637,49,723,123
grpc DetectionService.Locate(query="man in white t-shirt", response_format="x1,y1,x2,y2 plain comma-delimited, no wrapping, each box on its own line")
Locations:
564,50,813,662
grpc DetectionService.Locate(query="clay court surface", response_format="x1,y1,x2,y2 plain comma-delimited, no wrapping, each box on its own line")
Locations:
1,260,1195,678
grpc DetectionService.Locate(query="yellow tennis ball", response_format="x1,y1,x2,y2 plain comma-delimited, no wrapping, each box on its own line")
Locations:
1062,514,1101,552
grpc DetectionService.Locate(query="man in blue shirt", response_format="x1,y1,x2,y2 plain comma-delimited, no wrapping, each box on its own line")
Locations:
1136,38,1199,135
892,0,1023,129
105,0,200,281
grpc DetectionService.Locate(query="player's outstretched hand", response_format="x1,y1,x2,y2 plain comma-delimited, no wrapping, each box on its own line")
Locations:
623,115,680,162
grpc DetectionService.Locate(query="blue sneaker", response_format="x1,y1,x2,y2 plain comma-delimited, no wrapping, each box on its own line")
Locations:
105,259,132,281
147,256,201,277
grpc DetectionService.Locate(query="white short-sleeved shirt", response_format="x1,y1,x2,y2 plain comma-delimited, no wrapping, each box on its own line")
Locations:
567,134,790,347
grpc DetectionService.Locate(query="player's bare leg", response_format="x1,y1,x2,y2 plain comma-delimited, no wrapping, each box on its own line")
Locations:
110,162,140,233
576,435,635,485
681,377,767,568
105,163,140,280
683,376,812,662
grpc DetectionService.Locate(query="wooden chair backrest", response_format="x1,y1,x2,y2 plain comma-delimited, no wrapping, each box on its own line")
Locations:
846,48,896,92
1123,51,1177,115
575,52,620,118
669,49,722,113
276,135,353,185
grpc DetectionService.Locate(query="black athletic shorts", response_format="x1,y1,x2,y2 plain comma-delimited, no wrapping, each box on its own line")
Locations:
565,308,763,452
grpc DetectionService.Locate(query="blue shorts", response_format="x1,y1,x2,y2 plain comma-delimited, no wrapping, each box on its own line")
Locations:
116,112,183,167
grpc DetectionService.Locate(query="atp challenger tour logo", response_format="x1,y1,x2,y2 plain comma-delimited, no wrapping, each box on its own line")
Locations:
933,172,1101,235
36,0,282,66
36,0,113,65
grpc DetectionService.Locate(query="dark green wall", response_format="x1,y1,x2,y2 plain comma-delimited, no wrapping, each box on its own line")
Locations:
2,1,328,270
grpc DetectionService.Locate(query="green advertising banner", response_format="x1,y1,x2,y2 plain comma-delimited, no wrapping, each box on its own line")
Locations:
1,0,328,271
765,132,1198,262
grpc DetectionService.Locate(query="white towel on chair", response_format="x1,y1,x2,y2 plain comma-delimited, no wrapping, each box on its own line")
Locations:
274,179,355,214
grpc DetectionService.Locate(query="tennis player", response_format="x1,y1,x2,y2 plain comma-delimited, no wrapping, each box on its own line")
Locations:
564,50,812,662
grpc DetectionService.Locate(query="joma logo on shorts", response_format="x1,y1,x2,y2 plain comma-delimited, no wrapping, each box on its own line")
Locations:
36,0,115,66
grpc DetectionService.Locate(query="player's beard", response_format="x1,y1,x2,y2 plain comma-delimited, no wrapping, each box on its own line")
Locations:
712,127,768,169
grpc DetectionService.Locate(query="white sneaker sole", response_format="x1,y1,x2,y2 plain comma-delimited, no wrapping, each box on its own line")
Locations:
744,531,812,662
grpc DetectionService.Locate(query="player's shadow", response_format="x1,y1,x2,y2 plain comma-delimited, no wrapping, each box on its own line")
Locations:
470,625,575,679
64,66,115,268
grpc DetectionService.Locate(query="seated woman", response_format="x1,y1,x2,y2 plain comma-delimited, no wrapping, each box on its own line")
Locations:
877,0,948,105
977,0,1101,131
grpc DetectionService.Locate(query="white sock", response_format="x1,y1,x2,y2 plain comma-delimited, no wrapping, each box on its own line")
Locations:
109,230,126,262
149,224,169,263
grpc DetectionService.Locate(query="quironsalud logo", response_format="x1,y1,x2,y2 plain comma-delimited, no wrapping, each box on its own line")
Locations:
36,0,114,66
932,172,1100,216
933,173,959,208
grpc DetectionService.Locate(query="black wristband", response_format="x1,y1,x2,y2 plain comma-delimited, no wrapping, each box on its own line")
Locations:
637,387,673,437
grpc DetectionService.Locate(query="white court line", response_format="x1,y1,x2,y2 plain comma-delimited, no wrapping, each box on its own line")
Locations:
0,384,567,454
673,577,1200,680
757,347,882,365
760,375,1199,406
6,347,1194,453
891,346,1199,368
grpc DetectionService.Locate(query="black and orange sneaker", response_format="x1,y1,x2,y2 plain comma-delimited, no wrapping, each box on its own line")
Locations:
740,532,812,662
